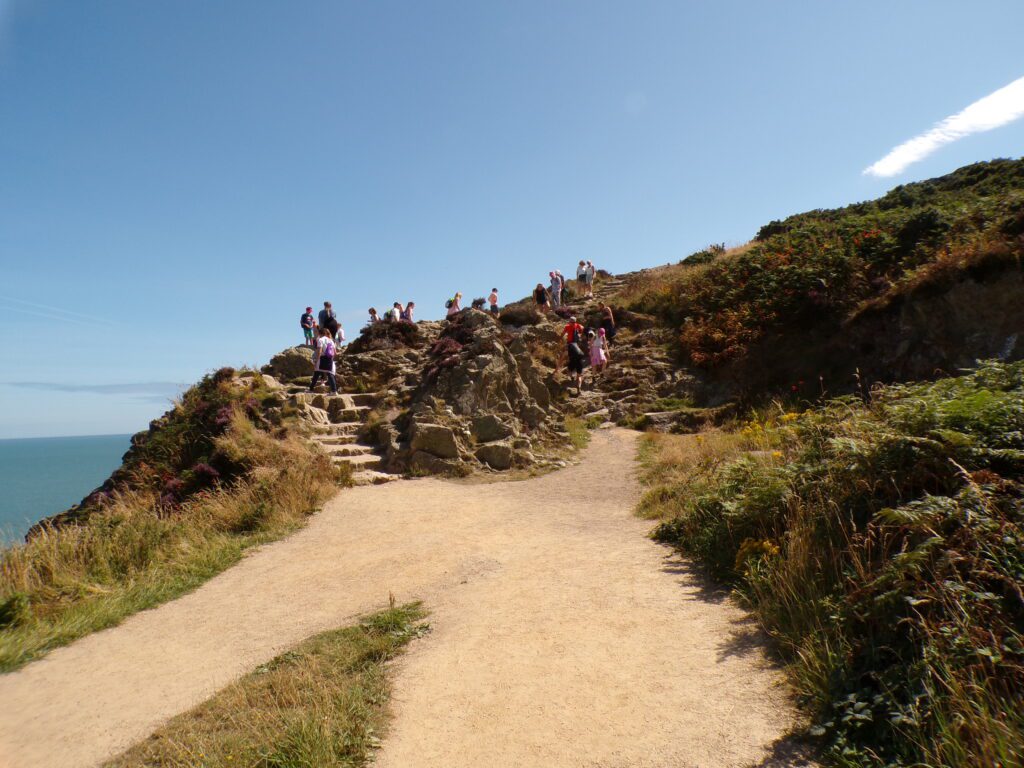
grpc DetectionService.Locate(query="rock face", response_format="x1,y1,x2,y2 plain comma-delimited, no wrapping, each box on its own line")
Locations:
262,270,711,476
410,422,459,459
475,441,514,469
263,346,313,382
472,414,515,443
695,264,1024,405
390,309,566,474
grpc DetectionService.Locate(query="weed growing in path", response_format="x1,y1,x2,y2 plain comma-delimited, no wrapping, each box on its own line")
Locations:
105,603,429,768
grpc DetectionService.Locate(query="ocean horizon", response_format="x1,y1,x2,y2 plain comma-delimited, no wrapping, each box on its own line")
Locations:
0,433,132,543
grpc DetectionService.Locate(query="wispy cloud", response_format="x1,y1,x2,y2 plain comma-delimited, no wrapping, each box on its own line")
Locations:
864,75,1024,178
0,295,117,327
5,381,185,403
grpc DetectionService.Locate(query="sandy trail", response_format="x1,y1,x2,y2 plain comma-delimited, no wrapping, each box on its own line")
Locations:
0,429,797,768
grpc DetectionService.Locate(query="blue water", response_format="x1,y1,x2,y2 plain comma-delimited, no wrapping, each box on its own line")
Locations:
0,434,131,543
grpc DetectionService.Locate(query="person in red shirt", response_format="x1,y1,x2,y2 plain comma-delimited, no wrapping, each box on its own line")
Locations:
560,316,586,394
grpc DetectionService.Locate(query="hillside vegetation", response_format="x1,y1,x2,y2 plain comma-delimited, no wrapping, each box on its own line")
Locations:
640,361,1024,766
616,159,1024,400
0,369,343,670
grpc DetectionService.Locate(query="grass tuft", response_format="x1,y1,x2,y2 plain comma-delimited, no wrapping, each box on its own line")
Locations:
0,373,342,671
105,603,429,768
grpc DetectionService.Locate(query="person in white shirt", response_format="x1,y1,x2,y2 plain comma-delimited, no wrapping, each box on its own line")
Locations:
309,327,338,393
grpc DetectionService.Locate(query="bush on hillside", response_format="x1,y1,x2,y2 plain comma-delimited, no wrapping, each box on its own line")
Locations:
35,370,291,531
1,370,340,669
621,159,1024,372
647,360,1024,767
497,303,543,326
346,320,422,354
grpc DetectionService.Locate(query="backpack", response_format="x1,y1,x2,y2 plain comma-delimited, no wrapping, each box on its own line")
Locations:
322,340,336,358
445,298,454,309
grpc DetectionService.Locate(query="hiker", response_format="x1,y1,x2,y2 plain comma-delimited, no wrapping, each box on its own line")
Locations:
445,292,462,318
318,301,336,331
384,302,402,322
368,307,380,324
534,283,549,311
598,302,617,344
401,301,415,322
590,327,609,372
561,315,586,394
576,260,588,296
549,271,563,309
585,260,596,297
556,270,568,305
300,306,315,347
488,288,499,315
309,327,338,393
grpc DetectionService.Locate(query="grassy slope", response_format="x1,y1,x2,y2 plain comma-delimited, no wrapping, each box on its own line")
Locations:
615,158,1024,393
639,361,1024,767
0,370,347,671
106,603,429,768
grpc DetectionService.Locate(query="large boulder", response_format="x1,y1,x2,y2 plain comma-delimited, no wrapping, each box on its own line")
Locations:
409,422,459,459
475,441,514,470
263,346,313,381
410,450,465,475
472,413,515,443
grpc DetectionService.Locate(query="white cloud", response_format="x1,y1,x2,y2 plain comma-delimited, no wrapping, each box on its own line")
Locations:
864,75,1024,178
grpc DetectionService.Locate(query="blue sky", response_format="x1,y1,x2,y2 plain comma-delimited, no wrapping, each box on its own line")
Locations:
1,0,1023,438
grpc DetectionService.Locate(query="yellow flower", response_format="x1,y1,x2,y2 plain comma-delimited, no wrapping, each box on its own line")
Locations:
772,451,783,459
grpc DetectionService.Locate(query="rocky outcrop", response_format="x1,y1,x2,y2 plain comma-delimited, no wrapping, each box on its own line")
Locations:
263,346,314,382
409,422,459,459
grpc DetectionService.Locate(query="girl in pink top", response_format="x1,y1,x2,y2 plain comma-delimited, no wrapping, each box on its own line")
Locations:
590,328,608,372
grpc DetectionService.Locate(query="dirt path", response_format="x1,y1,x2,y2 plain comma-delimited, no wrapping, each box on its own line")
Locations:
0,429,799,768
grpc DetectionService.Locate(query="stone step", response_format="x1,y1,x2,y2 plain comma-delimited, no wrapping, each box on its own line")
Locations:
310,421,362,435
291,392,376,410
311,434,358,446
323,443,374,457
346,392,377,407
332,452,383,471
352,470,400,486
329,405,371,424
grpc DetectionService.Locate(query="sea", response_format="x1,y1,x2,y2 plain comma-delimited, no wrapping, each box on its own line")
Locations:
0,434,132,544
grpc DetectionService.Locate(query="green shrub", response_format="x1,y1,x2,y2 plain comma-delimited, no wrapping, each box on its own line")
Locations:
620,159,1024,372
648,361,1024,767
0,371,339,669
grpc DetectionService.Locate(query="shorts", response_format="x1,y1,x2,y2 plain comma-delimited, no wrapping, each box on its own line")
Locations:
490,304,499,314
567,346,585,374
303,328,314,339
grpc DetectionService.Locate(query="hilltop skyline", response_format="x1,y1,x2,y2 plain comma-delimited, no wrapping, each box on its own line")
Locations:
2,0,1024,437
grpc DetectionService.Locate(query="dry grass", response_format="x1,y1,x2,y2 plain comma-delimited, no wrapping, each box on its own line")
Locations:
641,364,1024,766
611,243,753,317
0,415,342,671
635,429,749,520
106,602,429,768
